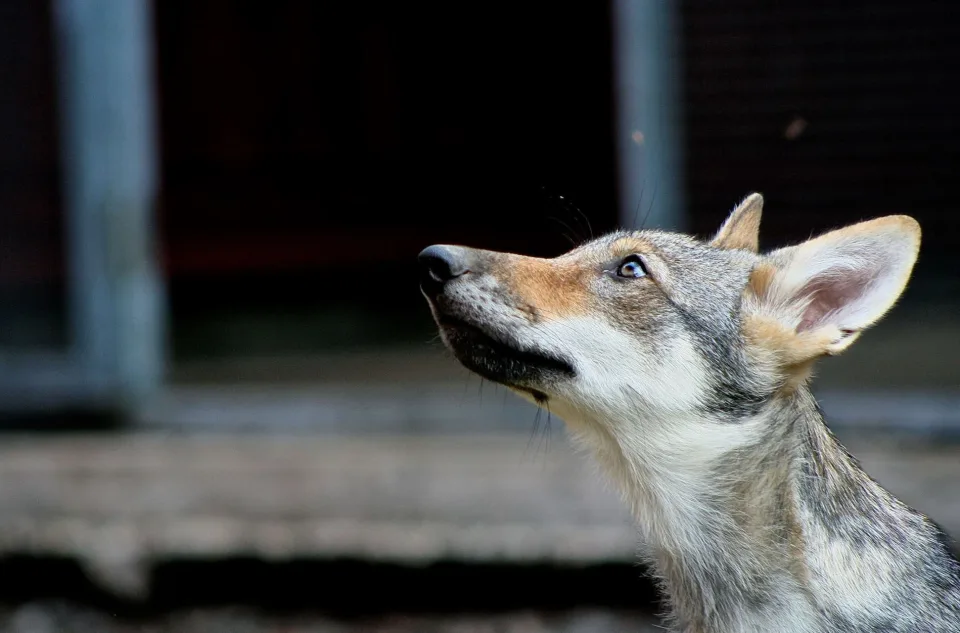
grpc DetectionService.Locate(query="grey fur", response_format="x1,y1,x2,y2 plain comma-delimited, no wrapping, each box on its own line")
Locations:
420,207,960,632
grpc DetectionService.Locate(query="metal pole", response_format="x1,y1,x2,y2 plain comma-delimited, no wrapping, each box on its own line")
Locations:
53,0,166,408
612,0,685,231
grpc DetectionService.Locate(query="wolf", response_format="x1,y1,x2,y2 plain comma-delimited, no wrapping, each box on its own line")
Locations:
418,193,960,632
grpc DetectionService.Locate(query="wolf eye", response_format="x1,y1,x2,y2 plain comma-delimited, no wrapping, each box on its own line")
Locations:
616,254,648,278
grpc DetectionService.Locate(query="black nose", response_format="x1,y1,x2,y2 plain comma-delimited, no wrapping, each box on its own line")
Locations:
418,245,469,296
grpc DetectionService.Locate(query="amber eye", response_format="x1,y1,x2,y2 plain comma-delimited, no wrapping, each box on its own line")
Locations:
616,254,648,278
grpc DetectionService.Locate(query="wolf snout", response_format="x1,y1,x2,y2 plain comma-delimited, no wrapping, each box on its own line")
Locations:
418,245,475,297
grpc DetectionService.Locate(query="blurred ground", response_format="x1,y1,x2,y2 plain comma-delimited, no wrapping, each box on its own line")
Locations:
1,304,957,630
0,604,661,633
0,432,957,597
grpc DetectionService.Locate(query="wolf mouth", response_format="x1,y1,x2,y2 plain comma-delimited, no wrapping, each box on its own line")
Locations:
437,315,575,388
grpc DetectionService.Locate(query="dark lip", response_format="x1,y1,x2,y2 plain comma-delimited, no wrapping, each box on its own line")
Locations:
437,314,576,379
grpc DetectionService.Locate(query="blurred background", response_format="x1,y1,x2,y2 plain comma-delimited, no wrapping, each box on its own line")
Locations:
0,0,958,631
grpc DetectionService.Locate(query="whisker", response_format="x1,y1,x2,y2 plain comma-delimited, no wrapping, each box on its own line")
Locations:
640,181,660,230
525,405,545,461
546,215,584,246
572,202,595,239
556,193,595,241
632,180,647,228
539,400,554,468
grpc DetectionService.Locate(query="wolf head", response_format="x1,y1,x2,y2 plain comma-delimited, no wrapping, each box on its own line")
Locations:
419,194,920,438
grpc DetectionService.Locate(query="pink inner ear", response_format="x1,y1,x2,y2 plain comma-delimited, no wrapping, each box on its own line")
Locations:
796,268,872,332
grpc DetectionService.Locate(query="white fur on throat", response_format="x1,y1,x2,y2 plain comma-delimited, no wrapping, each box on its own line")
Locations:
524,315,766,552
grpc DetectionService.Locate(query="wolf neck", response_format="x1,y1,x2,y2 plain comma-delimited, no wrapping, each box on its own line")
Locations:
572,388,896,632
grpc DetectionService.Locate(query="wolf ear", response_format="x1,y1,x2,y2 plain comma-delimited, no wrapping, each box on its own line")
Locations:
712,193,763,252
748,216,920,359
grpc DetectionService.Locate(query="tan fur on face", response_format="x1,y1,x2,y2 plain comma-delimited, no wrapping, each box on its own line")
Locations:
609,236,656,258
743,265,804,370
747,262,777,297
742,314,822,392
743,265,839,392
493,253,593,322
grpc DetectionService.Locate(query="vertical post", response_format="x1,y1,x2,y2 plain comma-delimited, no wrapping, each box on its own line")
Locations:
612,0,685,231
53,0,165,408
